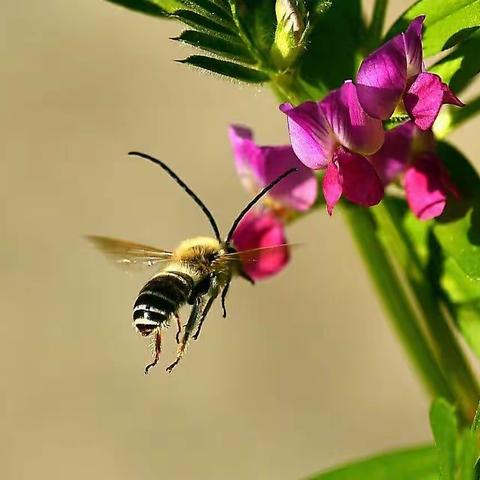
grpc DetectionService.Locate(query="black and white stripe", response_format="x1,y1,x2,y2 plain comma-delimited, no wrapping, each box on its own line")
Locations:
133,271,193,336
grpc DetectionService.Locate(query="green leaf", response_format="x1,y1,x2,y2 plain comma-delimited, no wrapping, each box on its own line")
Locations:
174,30,253,62
430,398,457,480
430,31,480,94
104,0,182,16
386,0,480,57
433,142,480,282
174,9,236,36
228,0,277,58
403,208,432,268
307,445,438,480
471,400,480,432
449,94,480,131
441,259,480,304
456,301,480,358
457,429,478,480
178,55,269,82
184,0,233,23
300,0,365,89
475,459,480,480
307,0,333,17
435,209,480,282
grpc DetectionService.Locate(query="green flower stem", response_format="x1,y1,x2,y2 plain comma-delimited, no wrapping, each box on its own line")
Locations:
269,85,458,409
366,0,389,51
372,199,479,423
267,77,478,420
342,204,453,401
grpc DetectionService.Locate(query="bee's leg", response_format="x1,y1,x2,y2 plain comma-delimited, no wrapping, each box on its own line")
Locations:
144,328,162,375
166,299,201,373
221,281,230,318
193,295,216,341
175,313,182,344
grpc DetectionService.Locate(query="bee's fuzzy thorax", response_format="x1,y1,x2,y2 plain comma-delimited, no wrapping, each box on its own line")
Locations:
168,236,224,281
174,236,222,255
173,237,223,264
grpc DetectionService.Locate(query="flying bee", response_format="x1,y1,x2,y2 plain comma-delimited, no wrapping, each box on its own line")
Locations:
87,151,297,374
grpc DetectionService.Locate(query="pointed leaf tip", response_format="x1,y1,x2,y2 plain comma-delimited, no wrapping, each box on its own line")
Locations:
178,55,270,83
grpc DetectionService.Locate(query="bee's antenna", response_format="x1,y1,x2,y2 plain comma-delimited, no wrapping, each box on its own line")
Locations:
225,168,297,244
128,151,222,242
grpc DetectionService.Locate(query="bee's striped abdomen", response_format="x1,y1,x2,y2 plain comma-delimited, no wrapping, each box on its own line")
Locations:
133,271,193,336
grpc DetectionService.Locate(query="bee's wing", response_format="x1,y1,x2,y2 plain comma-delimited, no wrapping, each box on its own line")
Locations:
85,235,173,270
219,243,301,265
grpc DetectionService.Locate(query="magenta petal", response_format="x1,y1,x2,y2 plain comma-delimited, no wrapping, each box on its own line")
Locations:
259,146,318,211
228,125,317,211
321,81,384,155
404,153,450,220
370,122,416,184
322,161,343,215
356,37,407,119
404,16,425,76
280,102,335,169
228,124,263,193
404,72,445,130
442,83,464,107
335,147,384,207
231,210,289,280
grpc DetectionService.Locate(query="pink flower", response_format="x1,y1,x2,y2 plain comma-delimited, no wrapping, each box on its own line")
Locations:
280,81,384,214
228,125,318,212
231,210,289,281
356,16,463,131
370,122,457,220
228,125,306,280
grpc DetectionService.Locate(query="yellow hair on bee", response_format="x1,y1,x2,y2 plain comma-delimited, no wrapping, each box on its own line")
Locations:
164,236,227,282
174,236,222,259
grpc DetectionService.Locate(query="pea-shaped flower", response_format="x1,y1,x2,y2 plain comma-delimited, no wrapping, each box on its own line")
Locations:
280,81,385,214
231,210,290,281
228,125,316,280
229,125,318,213
356,16,463,131
370,121,457,220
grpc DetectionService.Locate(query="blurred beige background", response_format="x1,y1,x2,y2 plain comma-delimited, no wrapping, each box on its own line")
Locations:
1,2,479,479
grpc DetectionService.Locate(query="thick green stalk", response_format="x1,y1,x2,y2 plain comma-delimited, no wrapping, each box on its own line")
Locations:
267,67,478,420
269,81,456,408
373,199,479,422
342,204,453,401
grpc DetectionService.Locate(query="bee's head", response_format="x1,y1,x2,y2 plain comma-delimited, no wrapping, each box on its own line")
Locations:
174,236,222,265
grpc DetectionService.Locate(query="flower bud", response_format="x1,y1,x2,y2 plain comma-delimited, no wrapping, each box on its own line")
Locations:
271,0,306,69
